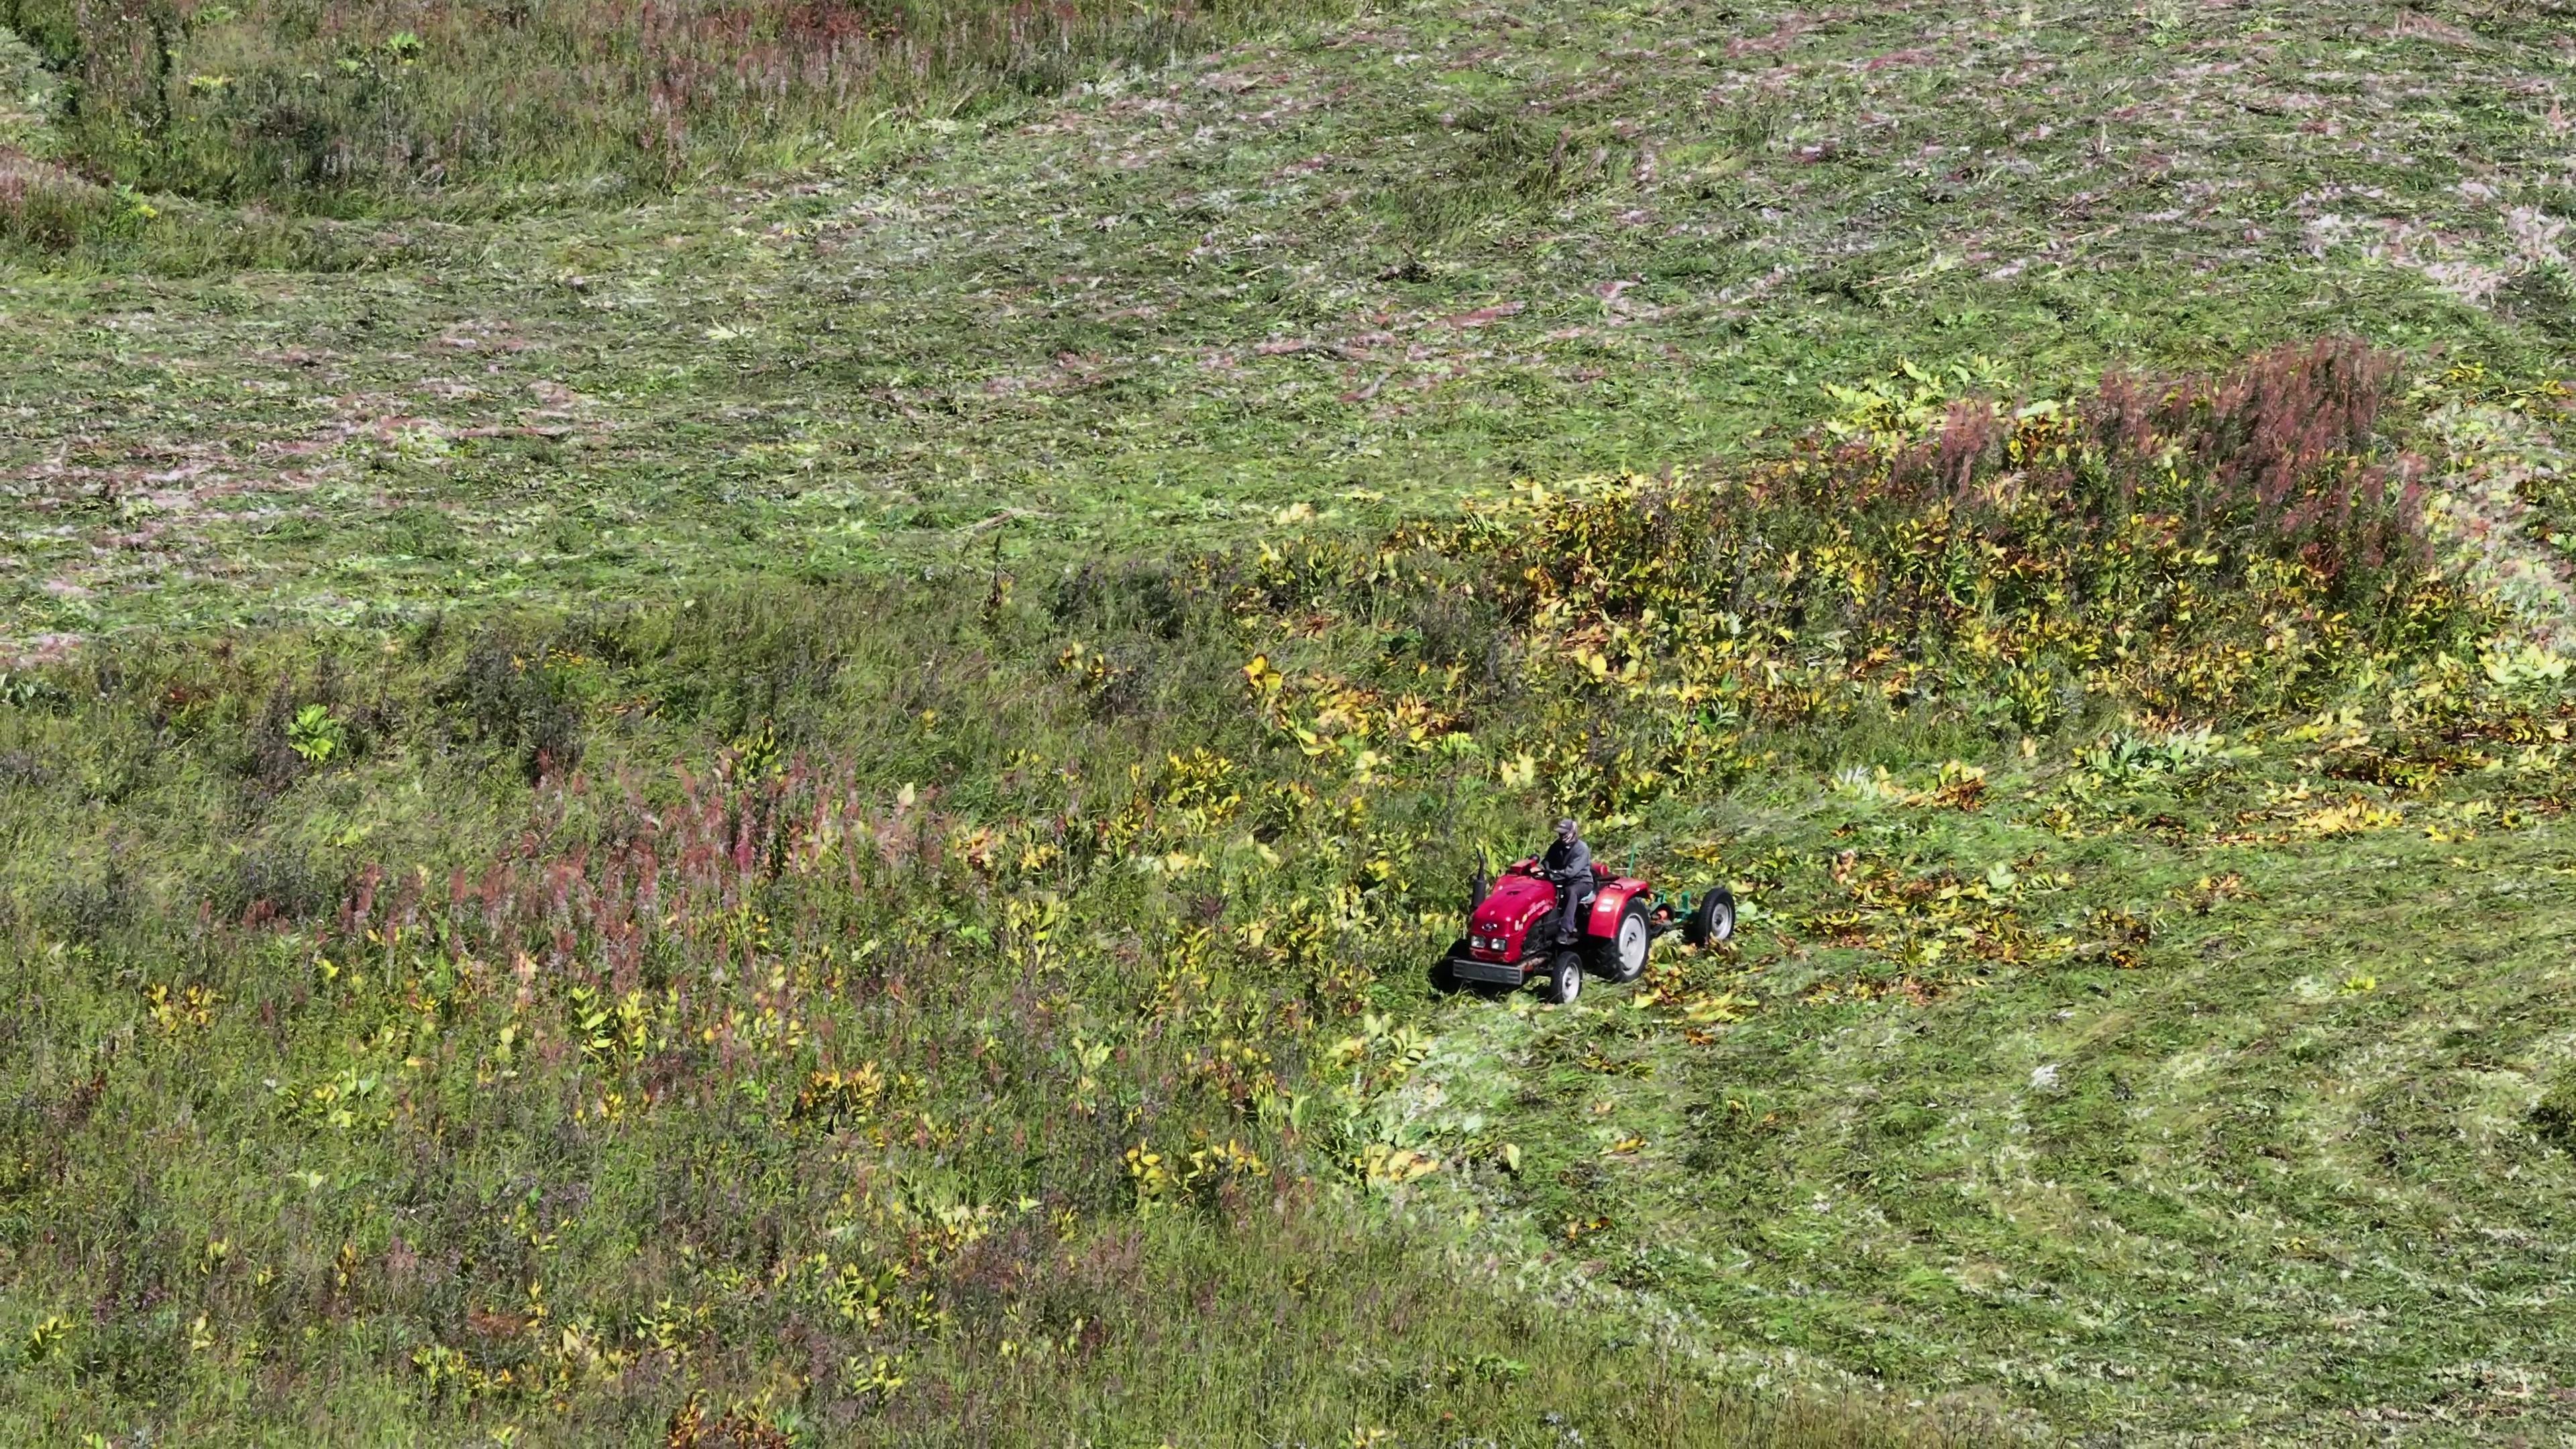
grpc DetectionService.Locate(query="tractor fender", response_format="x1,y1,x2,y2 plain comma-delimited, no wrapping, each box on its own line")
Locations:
1588,879,1649,935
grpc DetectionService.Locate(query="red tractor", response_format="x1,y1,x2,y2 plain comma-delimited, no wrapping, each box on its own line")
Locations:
1434,857,1734,1005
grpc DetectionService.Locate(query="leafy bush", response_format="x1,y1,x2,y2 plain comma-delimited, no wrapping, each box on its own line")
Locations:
1224,341,2480,812
284,703,342,763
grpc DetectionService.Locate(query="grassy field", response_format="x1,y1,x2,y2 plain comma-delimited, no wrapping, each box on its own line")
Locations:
5,0,2576,1442
6,0,2575,651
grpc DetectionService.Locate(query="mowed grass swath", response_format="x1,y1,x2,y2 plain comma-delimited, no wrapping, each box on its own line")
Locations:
9,0,2576,624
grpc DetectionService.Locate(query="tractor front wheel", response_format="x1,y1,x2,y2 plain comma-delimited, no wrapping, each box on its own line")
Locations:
1545,951,1584,1006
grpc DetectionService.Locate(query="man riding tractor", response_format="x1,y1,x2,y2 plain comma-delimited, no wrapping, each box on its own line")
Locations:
1438,816,1735,1004
1542,816,1595,947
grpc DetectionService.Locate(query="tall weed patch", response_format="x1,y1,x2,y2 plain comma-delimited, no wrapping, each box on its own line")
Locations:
0,151,108,248
1238,341,2484,811
7,574,1866,1442
3,0,1309,205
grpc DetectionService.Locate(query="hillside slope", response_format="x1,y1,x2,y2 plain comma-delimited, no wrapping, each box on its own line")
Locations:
4,0,2576,1445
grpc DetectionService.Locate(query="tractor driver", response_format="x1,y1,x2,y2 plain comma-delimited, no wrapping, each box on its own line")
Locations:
1542,816,1597,945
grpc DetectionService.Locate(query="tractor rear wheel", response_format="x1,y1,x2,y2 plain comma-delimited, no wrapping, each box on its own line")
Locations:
1591,901,1650,983
1544,950,1584,1005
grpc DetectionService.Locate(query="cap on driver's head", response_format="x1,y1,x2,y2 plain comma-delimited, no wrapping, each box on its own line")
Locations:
1555,817,1578,837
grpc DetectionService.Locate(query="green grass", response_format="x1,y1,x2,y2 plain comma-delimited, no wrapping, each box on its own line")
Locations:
6,0,2575,656
6,0,2576,1442
2,384,2571,1440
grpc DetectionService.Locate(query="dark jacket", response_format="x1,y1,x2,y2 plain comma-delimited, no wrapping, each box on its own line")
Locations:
1543,838,1597,899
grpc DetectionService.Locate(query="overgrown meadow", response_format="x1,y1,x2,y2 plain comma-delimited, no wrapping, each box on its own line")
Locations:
7,341,2576,1442
3,0,1326,209
1,484,1949,1444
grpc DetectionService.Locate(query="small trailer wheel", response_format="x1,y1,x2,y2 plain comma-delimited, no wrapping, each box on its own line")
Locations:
1682,888,1736,948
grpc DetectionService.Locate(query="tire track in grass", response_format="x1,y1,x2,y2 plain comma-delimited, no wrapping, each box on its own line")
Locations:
1379,975,2038,1441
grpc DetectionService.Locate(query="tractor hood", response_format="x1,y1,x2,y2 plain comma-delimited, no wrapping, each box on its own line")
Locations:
1472,873,1558,934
